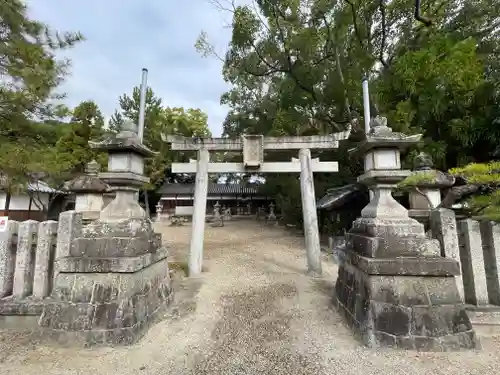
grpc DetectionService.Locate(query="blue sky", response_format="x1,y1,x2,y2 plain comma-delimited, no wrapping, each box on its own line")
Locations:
26,0,238,136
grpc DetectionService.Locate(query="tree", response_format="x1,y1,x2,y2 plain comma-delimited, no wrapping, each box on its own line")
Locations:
110,85,212,214
55,100,106,174
0,0,83,136
0,0,83,214
195,0,500,230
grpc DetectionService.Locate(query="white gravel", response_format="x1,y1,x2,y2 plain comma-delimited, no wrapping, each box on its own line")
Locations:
0,220,498,375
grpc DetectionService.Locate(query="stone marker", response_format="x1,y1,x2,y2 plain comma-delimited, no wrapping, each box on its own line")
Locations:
56,211,82,260
13,220,39,298
457,219,489,305
0,220,19,297
33,220,58,299
334,116,477,351
211,201,223,227
480,221,500,305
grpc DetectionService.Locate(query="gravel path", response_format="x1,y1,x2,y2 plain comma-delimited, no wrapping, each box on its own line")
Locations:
0,220,499,375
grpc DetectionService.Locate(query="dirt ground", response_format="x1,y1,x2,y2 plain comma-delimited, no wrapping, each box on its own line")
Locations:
0,220,499,375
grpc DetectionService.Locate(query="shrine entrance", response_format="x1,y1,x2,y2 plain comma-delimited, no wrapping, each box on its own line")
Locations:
165,132,350,277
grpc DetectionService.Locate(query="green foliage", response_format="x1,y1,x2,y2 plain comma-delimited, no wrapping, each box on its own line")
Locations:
55,100,106,174
109,86,212,190
398,171,439,189
0,0,83,213
195,0,500,230
0,0,83,131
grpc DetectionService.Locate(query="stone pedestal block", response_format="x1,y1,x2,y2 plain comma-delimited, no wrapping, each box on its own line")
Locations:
335,261,476,350
335,221,478,351
40,215,172,346
39,255,172,345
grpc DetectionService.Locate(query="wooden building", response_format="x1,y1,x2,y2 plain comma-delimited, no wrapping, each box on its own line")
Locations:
157,183,270,216
0,181,71,221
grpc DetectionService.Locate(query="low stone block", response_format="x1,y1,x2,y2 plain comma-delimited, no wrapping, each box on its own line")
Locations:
351,217,425,238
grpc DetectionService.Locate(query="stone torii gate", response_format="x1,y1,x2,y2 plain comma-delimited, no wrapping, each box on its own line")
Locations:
165,132,350,277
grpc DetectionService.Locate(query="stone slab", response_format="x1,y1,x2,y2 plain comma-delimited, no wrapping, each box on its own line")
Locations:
55,247,168,273
338,247,461,276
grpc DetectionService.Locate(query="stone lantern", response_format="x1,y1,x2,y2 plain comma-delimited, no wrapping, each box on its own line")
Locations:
334,116,477,351
40,129,173,345
64,160,109,222
408,152,455,225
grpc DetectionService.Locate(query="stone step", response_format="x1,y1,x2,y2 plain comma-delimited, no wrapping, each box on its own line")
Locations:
466,306,500,338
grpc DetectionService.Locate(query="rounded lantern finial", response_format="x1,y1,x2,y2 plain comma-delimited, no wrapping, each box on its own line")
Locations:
414,152,434,171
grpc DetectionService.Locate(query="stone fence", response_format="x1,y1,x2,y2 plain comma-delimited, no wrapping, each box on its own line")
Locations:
0,219,59,300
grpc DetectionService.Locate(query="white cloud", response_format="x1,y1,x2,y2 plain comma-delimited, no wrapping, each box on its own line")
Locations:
26,0,236,136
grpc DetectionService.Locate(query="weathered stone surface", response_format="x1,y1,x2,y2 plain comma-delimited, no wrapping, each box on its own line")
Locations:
13,220,39,298
33,221,58,298
351,217,425,238
0,296,46,316
0,220,18,297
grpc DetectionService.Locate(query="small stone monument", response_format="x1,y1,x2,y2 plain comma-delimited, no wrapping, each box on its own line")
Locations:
246,202,252,215
155,202,163,222
64,160,109,222
39,130,173,345
223,206,232,221
256,206,265,221
211,201,223,227
334,116,477,351
266,202,277,225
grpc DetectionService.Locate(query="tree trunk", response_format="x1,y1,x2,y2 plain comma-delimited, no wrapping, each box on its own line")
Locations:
144,190,150,218
3,190,11,217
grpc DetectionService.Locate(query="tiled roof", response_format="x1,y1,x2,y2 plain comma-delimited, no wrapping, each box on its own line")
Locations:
158,183,260,196
27,181,64,194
